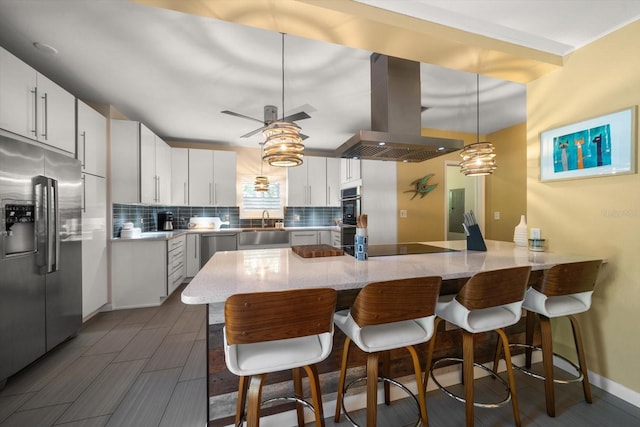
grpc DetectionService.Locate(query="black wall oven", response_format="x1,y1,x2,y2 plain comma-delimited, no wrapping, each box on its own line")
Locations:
340,186,361,252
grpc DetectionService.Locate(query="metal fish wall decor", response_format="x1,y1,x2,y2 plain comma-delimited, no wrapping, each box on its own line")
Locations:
404,173,438,200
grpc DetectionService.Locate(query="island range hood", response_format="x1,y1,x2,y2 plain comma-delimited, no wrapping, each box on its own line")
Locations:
335,54,463,162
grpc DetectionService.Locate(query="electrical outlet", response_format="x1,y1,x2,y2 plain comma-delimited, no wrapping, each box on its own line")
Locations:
494,211,500,220
531,228,541,239
400,209,407,218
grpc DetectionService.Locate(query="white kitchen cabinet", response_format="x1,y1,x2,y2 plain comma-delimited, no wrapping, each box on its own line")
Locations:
0,47,75,154
326,158,341,206
111,240,167,309
287,156,329,206
167,235,186,295
140,124,171,204
171,147,189,205
77,100,106,177
111,120,171,204
185,233,200,278
331,230,341,247
361,159,397,244
81,173,107,317
319,230,331,245
110,119,140,203
340,158,361,186
188,149,236,206
290,230,319,246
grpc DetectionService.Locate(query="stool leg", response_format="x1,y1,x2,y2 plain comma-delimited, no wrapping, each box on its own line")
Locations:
236,376,249,427
366,353,380,427
539,314,556,417
302,364,326,427
247,374,266,427
382,351,391,405
462,330,475,427
424,317,441,393
496,328,522,427
334,337,352,422
407,344,429,427
492,332,502,374
293,367,305,427
568,314,592,404
525,311,536,369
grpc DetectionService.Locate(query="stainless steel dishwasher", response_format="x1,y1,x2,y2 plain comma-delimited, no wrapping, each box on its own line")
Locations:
200,233,237,267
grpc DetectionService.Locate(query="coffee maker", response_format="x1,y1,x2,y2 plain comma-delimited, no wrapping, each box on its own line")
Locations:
157,211,174,231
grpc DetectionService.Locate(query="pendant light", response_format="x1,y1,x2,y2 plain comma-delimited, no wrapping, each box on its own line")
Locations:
459,74,496,176
262,33,304,167
254,143,270,192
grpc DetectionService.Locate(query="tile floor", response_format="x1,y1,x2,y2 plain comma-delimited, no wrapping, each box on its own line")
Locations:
0,284,206,427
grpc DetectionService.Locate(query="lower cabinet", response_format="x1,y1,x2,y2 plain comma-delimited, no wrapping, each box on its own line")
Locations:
111,235,186,310
331,230,341,247
290,230,319,246
185,234,200,278
81,174,107,317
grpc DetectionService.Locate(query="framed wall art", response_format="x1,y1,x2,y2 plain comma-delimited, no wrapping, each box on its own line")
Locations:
540,106,637,182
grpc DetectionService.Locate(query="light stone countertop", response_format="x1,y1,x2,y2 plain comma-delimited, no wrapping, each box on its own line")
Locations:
182,240,602,306
111,226,340,241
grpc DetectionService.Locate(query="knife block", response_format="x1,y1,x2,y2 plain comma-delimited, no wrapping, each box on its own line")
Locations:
466,224,487,251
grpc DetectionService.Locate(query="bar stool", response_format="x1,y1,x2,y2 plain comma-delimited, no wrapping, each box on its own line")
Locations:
224,287,337,427
425,266,531,427
333,276,442,427
497,260,602,417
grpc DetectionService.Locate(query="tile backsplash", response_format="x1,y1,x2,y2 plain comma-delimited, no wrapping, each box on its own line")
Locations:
112,204,341,237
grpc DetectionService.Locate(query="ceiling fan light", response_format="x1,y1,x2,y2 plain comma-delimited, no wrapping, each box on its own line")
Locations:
459,142,497,176
262,120,304,167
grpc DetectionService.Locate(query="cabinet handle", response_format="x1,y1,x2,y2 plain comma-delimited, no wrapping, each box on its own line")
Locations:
214,183,218,205
209,183,212,205
81,175,86,213
157,176,160,202
81,131,87,168
41,92,48,140
31,88,38,137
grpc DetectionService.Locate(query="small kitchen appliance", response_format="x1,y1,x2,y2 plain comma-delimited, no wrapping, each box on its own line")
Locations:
158,211,174,231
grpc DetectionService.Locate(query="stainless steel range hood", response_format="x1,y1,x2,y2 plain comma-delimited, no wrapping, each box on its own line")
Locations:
335,54,463,162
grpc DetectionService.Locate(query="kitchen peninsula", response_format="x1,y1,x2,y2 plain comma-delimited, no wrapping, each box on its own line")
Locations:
183,240,602,425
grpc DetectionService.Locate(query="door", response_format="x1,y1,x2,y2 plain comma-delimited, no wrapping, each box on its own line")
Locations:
444,161,485,241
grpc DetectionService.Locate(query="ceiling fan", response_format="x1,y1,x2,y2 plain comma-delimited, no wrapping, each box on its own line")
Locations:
221,105,311,139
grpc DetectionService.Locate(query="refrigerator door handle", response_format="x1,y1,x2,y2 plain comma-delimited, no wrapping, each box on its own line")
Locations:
34,176,59,273
49,177,59,272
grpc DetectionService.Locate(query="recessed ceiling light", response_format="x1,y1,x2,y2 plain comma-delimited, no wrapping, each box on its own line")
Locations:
33,42,58,55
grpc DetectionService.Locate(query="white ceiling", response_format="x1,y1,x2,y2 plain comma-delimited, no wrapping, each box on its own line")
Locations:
0,0,638,153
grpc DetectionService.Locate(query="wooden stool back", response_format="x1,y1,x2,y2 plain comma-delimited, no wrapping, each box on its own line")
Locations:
535,260,602,297
350,276,442,327
456,266,531,310
225,288,337,345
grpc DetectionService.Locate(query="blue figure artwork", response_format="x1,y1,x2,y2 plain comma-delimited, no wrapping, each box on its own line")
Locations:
553,124,611,173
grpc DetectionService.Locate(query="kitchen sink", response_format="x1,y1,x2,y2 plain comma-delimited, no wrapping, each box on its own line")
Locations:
237,229,290,247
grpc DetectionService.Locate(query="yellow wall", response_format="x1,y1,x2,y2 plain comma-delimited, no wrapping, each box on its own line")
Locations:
485,122,527,241
527,20,640,391
397,125,527,243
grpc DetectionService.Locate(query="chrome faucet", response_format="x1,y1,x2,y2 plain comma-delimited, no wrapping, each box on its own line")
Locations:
261,210,270,228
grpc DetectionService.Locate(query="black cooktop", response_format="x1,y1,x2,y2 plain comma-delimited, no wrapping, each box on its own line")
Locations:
366,243,457,257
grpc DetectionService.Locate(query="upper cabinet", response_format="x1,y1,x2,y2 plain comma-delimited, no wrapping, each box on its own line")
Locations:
171,147,189,205
340,158,361,186
111,119,171,204
140,124,171,204
77,100,106,177
188,149,236,206
0,47,75,154
287,156,340,207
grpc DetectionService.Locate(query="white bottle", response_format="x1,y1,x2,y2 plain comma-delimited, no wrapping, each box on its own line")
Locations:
513,215,528,247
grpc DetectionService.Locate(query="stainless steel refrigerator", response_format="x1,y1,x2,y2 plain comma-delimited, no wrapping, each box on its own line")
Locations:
0,136,82,386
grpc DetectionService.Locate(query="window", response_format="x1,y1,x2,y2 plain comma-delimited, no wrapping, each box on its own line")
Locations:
241,180,281,211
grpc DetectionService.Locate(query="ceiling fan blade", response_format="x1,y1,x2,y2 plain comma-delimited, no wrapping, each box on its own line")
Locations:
282,111,311,122
221,110,265,124
300,133,309,141
240,126,267,138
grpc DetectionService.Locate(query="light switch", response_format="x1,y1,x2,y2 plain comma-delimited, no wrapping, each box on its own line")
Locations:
531,228,541,239
400,209,407,218
494,211,500,220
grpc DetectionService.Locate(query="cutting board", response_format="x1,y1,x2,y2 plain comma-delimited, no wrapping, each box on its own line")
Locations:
292,244,344,258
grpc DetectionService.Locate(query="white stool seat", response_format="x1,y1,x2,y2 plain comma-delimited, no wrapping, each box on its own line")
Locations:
334,309,435,352
225,332,333,376
523,288,592,317
436,298,522,333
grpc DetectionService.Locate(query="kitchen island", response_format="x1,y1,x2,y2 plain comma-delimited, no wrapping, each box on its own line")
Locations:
183,240,602,426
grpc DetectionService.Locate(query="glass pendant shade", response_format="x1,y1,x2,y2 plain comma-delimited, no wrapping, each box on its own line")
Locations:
460,142,497,176
262,120,304,167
